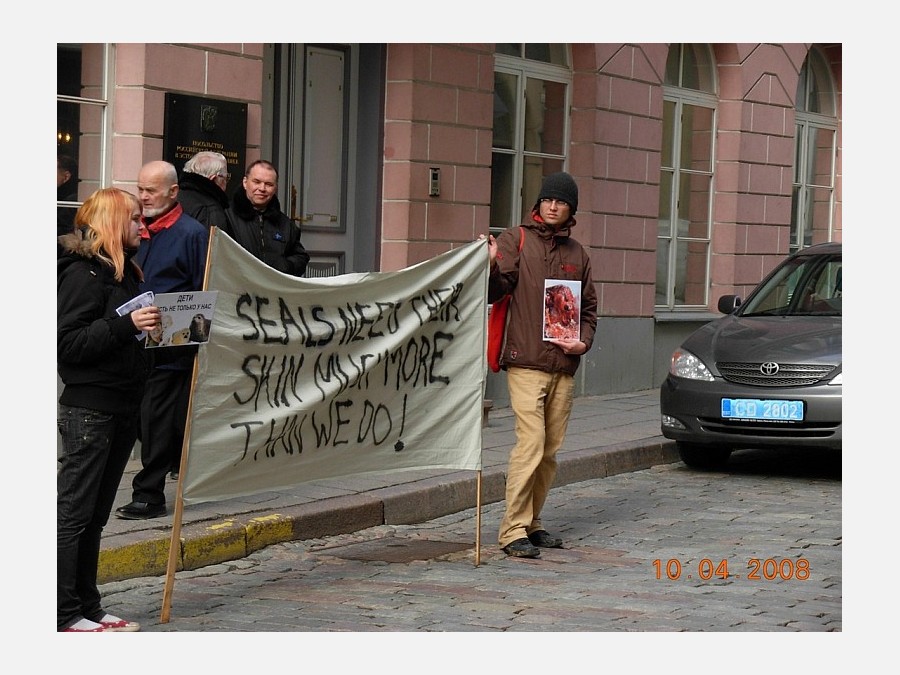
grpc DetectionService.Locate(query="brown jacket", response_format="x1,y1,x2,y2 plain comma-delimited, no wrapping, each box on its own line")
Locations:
488,213,598,375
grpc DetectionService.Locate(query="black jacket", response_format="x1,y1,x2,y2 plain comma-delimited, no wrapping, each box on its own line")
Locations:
224,190,310,276
177,171,229,230
57,233,150,414
57,183,78,257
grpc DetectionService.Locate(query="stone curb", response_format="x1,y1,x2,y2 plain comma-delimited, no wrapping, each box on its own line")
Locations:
98,438,677,584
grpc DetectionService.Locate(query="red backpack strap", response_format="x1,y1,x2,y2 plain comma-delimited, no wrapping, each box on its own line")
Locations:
487,226,526,373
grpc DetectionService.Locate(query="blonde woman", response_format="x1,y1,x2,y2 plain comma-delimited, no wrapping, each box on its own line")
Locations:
57,188,160,631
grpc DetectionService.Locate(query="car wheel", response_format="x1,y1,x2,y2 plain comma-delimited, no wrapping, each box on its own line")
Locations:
677,442,732,470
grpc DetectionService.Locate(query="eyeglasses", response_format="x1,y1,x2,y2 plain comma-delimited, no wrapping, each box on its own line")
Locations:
540,198,569,208
216,173,231,181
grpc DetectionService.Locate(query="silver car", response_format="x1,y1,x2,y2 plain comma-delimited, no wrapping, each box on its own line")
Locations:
660,242,842,469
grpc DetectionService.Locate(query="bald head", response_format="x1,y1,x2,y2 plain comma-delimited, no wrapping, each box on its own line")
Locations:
137,161,179,219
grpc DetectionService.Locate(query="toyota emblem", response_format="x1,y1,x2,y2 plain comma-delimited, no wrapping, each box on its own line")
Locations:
760,362,780,376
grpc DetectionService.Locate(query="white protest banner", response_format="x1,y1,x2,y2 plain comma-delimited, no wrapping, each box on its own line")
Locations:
181,231,489,504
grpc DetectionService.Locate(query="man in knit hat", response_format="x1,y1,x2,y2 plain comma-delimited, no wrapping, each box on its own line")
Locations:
484,171,598,558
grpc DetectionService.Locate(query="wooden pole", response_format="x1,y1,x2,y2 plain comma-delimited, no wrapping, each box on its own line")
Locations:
160,227,216,623
159,352,198,622
475,470,482,567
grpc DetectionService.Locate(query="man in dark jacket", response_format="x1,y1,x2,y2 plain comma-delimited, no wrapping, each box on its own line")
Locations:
486,171,598,559
57,155,79,257
115,161,209,520
224,160,309,277
177,151,230,230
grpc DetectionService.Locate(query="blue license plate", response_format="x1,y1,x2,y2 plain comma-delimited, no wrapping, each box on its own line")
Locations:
721,398,804,421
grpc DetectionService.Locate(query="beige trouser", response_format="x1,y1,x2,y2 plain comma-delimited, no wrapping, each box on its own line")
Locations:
498,367,575,548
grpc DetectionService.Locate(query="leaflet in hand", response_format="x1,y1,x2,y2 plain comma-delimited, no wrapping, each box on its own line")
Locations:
146,291,218,348
116,291,155,340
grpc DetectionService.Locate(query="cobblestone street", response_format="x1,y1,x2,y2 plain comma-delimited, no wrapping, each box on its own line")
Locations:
100,450,841,634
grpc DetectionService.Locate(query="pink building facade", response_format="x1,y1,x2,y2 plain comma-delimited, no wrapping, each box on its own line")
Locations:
57,43,842,402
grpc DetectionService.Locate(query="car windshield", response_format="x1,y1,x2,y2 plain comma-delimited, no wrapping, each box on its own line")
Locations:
739,252,842,317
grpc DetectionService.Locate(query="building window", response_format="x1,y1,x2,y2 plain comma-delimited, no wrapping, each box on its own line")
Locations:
656,44,717,310
57,44,113,229
491,45,571,231
791,47,838,253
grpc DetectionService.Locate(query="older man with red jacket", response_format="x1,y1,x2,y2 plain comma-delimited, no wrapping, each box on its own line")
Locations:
115,160,209,520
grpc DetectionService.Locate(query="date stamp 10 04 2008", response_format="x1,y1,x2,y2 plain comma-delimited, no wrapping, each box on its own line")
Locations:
653,558,811,581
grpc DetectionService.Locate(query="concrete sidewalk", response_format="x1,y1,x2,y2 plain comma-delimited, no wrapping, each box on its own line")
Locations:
99,389,676,583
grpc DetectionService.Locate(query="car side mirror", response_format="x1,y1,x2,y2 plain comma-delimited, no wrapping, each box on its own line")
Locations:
717,295,741,314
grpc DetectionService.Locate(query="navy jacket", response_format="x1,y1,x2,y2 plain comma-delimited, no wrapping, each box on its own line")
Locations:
135,207,209,370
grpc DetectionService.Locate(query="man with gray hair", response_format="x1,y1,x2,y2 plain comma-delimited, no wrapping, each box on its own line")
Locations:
115,160,209,520
177,150,230,230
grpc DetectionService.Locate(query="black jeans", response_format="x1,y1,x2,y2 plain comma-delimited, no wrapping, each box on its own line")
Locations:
57,404,138,630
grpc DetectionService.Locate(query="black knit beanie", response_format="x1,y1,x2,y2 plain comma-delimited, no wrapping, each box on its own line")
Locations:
536,171,578,215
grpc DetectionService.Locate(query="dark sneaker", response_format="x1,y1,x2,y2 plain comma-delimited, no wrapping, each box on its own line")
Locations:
502,537,540,558
528,530,563,548
115,501,166,520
